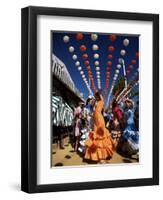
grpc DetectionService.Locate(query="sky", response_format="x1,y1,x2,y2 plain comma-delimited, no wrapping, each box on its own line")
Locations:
52,31,139,105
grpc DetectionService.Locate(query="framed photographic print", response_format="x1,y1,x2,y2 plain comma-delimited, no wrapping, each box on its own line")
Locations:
21,6,159,193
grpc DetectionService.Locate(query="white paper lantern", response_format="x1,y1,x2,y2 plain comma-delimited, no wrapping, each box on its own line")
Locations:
96,67,100,71
77,66,82,71
118,58,124,64
69,46,74,53
72,54,77,60
123,38,129,46
97,75,100,78
115,69,119,74
82,74,85,78
117,64,121,69
114,74,118,78
92,44,99,51
91,33,98,41
63,35,70,43
120,49,126,56
94,53,99,59
95,61,99,66
113,77,117,81
96,71,100,75
80,71,84,75
75,61,80,66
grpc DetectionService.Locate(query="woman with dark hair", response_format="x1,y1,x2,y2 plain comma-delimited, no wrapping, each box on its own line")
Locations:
84,90,115,163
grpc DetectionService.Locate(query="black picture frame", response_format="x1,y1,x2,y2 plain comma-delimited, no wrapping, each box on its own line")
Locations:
21,6,159,193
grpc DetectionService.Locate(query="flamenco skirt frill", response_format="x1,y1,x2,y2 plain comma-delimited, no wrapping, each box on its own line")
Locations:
84,128,115,161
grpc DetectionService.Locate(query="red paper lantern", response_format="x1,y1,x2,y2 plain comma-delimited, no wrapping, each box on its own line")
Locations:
76,33,84,41
136,52,139,59
87,66,91,70
88,71,92,75
84,60,90,66
109,34,117,42
80,45,87,52
107,61,112,66
82,53,88,60
107,54,113,59
131,59,136,65
108,46,115,52
107,67,111,71
107,71,110,75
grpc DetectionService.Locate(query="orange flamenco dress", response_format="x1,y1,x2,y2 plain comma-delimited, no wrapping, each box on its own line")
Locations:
85,100,115,161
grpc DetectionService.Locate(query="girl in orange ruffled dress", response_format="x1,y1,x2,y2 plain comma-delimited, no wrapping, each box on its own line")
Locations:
84,90,115,163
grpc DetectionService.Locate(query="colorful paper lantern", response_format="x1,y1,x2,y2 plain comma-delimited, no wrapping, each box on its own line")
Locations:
95,61,99,66
108,46,115,52
118,58,124,64
76,33,84,41
84,60,90,66
94,53,99,59
107,54,113,59
69,46,74,53
63,35,70,43
82,53,88,60
123,38,129,46
92,44,99,51
117,64,121,69
91,33,98,41
107,61,112,66
75,61,80,66
109,34,117,42
120,49,126,56
80,45,87,52
72,54,77,60
107,67,111,71
136,52,139,59
131,59,137,65
78,66,82,71
87,66,91,70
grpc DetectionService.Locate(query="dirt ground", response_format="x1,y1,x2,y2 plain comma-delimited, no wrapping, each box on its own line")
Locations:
52,138,138,167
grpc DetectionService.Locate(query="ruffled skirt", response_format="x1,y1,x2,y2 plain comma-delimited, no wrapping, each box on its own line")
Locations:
84,128,115,161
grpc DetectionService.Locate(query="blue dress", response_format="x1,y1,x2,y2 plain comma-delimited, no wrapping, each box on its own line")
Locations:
123,109,139,154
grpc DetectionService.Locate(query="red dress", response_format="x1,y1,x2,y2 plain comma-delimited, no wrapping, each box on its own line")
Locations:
85,100,115,161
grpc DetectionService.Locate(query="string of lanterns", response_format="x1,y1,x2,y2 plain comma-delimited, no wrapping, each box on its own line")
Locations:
63,33,138,106
126,52,139,79
78,33,98,93
105,37,130,108
80,43,96,93
90,33,101,89
63,35,93,95
104,34,117,100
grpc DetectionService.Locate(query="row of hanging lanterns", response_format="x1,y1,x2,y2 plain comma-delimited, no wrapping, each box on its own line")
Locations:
104,34,117,100
63,37,93,95
105,37,130,107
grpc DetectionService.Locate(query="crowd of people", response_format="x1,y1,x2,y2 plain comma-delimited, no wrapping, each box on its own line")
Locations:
73,90,139,163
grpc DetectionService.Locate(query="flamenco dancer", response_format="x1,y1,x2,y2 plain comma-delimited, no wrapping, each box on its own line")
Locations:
84,90,115,163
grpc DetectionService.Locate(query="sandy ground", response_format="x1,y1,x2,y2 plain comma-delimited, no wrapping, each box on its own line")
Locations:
52,139,138,167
